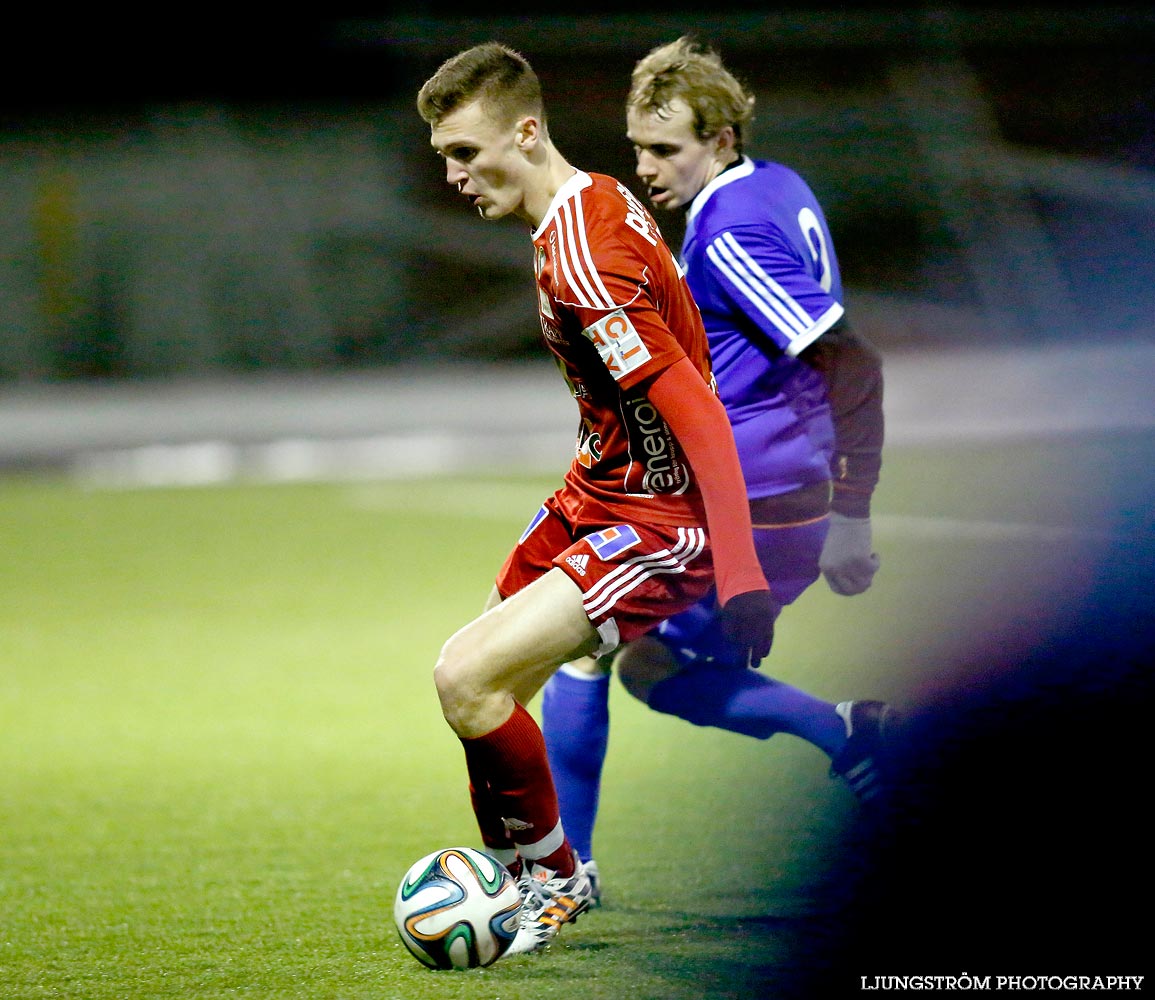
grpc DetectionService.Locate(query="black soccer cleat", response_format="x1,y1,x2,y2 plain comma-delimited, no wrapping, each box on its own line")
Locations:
829,700,900,804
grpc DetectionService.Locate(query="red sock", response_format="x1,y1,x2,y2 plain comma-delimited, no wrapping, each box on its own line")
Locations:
462,740,515,854
461,702,575,875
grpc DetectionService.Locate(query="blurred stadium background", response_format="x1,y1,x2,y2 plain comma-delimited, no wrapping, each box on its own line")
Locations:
1,5,1152,383
2,4,1153,477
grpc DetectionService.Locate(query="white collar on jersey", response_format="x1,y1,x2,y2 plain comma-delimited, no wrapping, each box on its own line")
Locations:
686,155,755,226
532,169,593,240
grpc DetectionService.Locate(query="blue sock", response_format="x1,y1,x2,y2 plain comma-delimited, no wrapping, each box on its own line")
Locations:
541,667,610,864
647,667,846,756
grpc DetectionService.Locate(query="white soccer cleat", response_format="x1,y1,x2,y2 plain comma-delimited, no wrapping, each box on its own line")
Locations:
505,850,594,956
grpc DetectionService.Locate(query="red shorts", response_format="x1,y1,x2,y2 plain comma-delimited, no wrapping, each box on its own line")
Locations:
495,491,716,656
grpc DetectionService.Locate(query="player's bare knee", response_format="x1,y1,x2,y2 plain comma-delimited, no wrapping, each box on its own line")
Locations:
434,632,512,737
433,635,477,722
432,653,455,708
617,636,680,704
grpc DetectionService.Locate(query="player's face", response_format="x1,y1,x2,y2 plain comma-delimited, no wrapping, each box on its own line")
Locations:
627,100,729,212
430,99,528,222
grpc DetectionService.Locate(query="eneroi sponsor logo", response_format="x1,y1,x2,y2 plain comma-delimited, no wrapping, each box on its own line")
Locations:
623,397,689,495
566,553,590,576
581,309,651,381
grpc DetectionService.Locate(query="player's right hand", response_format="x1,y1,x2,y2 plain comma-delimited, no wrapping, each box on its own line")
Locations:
819,512,881,595
717,589,776,668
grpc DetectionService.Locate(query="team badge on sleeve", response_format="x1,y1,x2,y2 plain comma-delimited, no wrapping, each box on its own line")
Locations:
582,309,652,381
587,525,642,560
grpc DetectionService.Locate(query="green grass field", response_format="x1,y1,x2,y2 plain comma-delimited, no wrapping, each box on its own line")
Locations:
1,431,1151,998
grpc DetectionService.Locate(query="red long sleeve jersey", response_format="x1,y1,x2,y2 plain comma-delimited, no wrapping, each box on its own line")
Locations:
532,170,716,527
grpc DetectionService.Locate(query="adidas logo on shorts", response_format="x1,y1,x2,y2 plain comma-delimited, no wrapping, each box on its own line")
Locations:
566,553,590,576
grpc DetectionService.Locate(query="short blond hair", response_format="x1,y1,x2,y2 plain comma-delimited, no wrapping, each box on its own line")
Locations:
417,42,545,130
627,36,755,153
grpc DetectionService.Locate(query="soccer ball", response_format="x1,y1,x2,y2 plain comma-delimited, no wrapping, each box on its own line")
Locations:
393,847,522,969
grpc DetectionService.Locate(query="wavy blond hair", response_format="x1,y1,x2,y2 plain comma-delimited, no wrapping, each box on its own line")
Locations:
627,36,755,154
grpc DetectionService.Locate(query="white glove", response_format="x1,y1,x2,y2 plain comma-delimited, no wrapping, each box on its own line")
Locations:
819,512,880,596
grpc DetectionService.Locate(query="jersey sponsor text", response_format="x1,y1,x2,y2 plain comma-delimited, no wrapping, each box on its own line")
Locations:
582,309,652,381
623,397,690,496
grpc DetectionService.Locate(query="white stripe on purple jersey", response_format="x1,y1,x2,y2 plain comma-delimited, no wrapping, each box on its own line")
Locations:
707,230,814,342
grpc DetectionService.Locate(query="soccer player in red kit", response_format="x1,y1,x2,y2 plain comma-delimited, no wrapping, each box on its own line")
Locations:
417,42,775,955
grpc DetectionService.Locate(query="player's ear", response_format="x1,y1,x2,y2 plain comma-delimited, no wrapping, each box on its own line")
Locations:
515,116,542,152
715,125,738,156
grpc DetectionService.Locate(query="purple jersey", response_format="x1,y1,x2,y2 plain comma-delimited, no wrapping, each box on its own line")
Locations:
682,157,843,499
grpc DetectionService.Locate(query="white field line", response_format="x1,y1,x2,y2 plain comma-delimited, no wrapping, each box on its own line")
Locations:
70,432,571,490
43,341,1154,494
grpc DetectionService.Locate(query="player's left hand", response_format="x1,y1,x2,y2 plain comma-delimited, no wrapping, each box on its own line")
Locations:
820,512,880,596
717,589,776,668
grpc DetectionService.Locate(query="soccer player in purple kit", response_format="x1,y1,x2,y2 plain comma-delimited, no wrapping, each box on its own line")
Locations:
541,36,894,902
